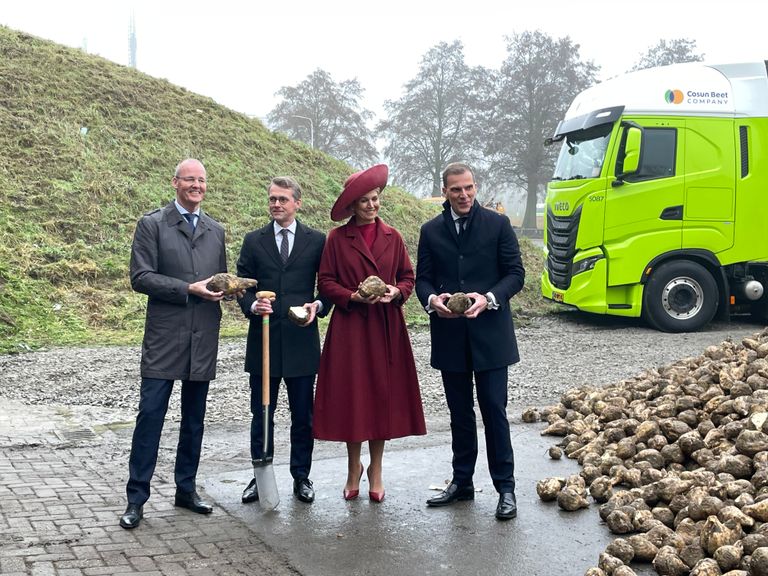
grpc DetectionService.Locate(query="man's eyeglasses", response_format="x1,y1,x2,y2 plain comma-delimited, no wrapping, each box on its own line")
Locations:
268,196,293,205
176,176,207,184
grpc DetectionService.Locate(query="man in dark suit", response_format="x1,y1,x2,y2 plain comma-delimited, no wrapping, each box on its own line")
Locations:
120,158,228,529
237,176,330,504
415,162,525,521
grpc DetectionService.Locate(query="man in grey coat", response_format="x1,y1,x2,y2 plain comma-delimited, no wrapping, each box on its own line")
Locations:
120,158,228,529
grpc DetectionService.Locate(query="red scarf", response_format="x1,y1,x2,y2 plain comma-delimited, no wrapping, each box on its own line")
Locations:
357,221,377,249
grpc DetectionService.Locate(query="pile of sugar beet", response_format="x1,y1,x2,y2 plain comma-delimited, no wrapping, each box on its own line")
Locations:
523,328,768,576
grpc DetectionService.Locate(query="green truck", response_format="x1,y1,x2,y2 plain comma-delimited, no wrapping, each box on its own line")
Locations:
541,61,768,332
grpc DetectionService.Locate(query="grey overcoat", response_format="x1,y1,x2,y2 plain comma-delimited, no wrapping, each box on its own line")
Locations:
130,201,227,381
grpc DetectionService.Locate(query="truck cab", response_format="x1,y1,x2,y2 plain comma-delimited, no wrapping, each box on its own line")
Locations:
541,61,768,332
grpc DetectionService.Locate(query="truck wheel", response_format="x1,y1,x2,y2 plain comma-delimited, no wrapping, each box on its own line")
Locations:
642,260,718,332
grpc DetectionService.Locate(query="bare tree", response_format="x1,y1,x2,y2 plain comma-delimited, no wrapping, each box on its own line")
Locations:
267,69,378,167
630,38,704,71
378,41,487,197
485,31,598,228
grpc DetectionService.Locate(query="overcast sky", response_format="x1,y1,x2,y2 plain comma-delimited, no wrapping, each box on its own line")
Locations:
1,0,765,122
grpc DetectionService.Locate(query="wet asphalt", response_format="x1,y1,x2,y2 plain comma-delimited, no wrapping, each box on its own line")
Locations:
203,422,655,576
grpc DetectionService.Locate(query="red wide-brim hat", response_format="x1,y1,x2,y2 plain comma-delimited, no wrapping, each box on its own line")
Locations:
330,164,389,222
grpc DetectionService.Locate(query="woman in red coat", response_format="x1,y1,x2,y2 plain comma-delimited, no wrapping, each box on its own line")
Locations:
314,164,426,502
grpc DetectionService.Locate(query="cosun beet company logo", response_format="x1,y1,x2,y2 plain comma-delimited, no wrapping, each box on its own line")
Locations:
664,89,684,104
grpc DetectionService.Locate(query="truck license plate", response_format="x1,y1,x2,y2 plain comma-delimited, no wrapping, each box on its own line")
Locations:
552,291,564,303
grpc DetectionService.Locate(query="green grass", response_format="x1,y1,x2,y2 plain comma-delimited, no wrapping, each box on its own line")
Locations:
0,26,552,353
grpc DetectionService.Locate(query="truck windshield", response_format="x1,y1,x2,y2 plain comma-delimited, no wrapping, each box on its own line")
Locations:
552,125,612,181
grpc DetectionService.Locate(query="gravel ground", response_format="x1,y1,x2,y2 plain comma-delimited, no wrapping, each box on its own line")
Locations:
2,311,762,576
2,310,765,429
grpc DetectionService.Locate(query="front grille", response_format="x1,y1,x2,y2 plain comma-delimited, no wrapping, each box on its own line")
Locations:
546,205,581,290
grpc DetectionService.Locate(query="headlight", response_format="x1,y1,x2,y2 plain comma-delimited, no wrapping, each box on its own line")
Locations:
572,254,604,276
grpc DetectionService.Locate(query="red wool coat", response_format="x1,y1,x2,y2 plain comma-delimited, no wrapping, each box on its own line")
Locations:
314,217,427,442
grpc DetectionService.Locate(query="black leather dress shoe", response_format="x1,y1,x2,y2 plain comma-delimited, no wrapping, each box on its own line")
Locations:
293,478,315,503
242,478,259,504
426,482,475,507
496,492,517,520
119,504,143,529
174,490,213,514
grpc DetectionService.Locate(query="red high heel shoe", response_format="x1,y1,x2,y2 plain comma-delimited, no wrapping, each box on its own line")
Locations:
343,464,364,501
366,466,385,502
369,489,385,503
343,488,359,500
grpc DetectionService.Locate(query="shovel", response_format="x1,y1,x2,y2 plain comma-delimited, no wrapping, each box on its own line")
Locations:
254,290,280,511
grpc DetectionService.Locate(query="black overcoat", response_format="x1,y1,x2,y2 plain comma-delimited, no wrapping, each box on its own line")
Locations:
237,220,330,378
415,201,525,372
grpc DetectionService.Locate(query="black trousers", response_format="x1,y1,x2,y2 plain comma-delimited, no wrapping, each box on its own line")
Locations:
441,366,515,493
126,378,209,505
249,373,315,481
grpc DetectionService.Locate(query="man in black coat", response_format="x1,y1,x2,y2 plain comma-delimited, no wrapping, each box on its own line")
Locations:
415,162,525,521
237,176,330,504
121,158,228,529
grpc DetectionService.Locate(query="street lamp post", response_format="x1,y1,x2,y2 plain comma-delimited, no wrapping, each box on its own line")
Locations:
291,115,314,149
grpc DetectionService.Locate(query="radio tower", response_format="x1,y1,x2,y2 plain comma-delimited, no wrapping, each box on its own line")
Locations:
128,14,137,68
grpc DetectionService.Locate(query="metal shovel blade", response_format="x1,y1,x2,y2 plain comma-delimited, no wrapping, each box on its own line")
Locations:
254,405,279,510
254,460,280,511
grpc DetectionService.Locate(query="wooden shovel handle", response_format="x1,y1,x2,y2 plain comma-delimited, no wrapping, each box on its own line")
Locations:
262,313,270,406
257,291,276,407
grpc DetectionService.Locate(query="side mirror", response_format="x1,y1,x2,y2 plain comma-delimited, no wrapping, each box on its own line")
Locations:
622,127,642,174
613,124,643,187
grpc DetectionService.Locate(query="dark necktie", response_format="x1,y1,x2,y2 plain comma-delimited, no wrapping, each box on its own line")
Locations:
280,229,290,263
457,216,467,236
183,213,196,234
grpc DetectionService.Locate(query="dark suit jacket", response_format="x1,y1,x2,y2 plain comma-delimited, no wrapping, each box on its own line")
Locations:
130,201,227,381
415,201,525,372
237,220,330,378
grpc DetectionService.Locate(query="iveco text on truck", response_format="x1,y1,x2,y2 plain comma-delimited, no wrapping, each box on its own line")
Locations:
541,61,768,332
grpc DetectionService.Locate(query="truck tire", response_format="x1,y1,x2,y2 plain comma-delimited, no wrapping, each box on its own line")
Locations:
642,260,718,332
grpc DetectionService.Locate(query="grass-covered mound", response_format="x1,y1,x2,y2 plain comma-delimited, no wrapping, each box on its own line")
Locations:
0,26,549,353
